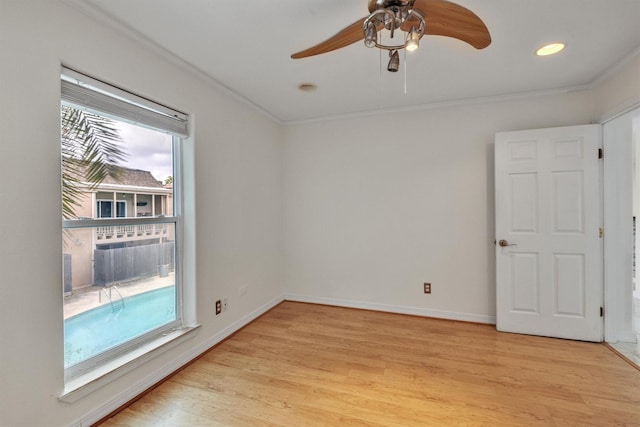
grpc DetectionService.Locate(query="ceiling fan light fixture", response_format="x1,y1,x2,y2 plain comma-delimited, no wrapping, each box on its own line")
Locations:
364,22,378,48
405,26,420,52
536,42,566,56
387,49,400,72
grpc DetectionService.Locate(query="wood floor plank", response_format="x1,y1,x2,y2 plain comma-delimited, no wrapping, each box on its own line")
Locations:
98,302,640,426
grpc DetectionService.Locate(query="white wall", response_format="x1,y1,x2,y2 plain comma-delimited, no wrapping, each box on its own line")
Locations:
283,92,596,321
282,49,640,336
0,1,283,426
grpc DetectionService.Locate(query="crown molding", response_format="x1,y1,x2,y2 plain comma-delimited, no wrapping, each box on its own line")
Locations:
283,84,592,126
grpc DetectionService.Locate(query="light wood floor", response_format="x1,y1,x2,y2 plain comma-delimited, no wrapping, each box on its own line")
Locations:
100,302,640,426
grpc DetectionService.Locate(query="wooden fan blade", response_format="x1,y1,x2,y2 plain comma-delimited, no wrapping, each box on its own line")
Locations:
291,17,367,59
409,0,491,49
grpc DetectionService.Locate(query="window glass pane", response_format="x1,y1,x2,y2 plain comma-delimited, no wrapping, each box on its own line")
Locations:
97,201,112,218
116,201,126,218
62,104,178,371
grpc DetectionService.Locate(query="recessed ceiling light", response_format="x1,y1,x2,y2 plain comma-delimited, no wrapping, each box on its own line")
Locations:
298,83,317,92
536,42,566,57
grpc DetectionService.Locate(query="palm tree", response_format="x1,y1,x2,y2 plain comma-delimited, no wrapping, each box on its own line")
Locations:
61,105,128,219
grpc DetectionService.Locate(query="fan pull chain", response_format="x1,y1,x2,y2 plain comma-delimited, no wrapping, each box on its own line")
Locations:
403,48,407,94
379,47,383,109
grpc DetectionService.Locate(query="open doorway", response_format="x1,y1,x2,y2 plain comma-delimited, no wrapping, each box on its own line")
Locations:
606,106,640,365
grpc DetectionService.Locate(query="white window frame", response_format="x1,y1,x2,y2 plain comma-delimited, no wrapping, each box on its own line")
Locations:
60,67,189,384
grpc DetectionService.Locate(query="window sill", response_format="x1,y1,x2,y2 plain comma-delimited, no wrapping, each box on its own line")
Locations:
59,325,200,403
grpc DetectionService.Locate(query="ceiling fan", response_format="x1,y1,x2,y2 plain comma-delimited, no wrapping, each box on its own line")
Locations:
291,0,491,72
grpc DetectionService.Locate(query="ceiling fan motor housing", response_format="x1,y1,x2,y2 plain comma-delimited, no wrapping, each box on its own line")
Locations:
369,0,413,13
370,0,413,28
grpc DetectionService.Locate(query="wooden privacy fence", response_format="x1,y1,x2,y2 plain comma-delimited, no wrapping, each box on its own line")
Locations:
94,241,174,286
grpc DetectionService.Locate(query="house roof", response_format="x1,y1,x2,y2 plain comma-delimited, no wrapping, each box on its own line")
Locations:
101,165,164,189
64,158,167,191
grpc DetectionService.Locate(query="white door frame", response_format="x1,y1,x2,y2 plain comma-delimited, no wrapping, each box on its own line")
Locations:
603,105,640,343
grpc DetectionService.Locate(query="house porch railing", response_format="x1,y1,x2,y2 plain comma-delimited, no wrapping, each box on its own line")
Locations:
96,223,169,241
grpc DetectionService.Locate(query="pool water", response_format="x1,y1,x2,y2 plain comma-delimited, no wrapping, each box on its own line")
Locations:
64,286,176,368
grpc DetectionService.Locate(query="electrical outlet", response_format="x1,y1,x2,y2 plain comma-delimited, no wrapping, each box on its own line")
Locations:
424,283,431,294
222,298,228,312
215,299,222,315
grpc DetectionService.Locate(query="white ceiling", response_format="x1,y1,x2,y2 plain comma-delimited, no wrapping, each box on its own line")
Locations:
73,0,640,123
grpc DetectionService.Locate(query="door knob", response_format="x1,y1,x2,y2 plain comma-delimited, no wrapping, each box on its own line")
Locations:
498,239,516,247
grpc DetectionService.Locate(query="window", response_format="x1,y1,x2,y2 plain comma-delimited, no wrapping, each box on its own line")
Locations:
97,200,126,218
61,68,188,380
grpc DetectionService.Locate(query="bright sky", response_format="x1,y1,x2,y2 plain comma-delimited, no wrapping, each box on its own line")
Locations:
115,121,173,183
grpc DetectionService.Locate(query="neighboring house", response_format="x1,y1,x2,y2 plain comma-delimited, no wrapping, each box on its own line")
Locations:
63,165,174,291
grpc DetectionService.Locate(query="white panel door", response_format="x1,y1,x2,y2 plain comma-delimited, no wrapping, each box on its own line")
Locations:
495,125,603,342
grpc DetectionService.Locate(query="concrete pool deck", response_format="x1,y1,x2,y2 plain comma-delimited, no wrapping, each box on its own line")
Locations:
63,272,175,319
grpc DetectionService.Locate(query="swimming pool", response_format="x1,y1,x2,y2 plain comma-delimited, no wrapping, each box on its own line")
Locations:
64,286,176,368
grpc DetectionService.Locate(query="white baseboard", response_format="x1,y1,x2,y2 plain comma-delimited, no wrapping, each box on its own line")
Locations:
73,294,285,427
284,293,497,325
613,330,639,343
